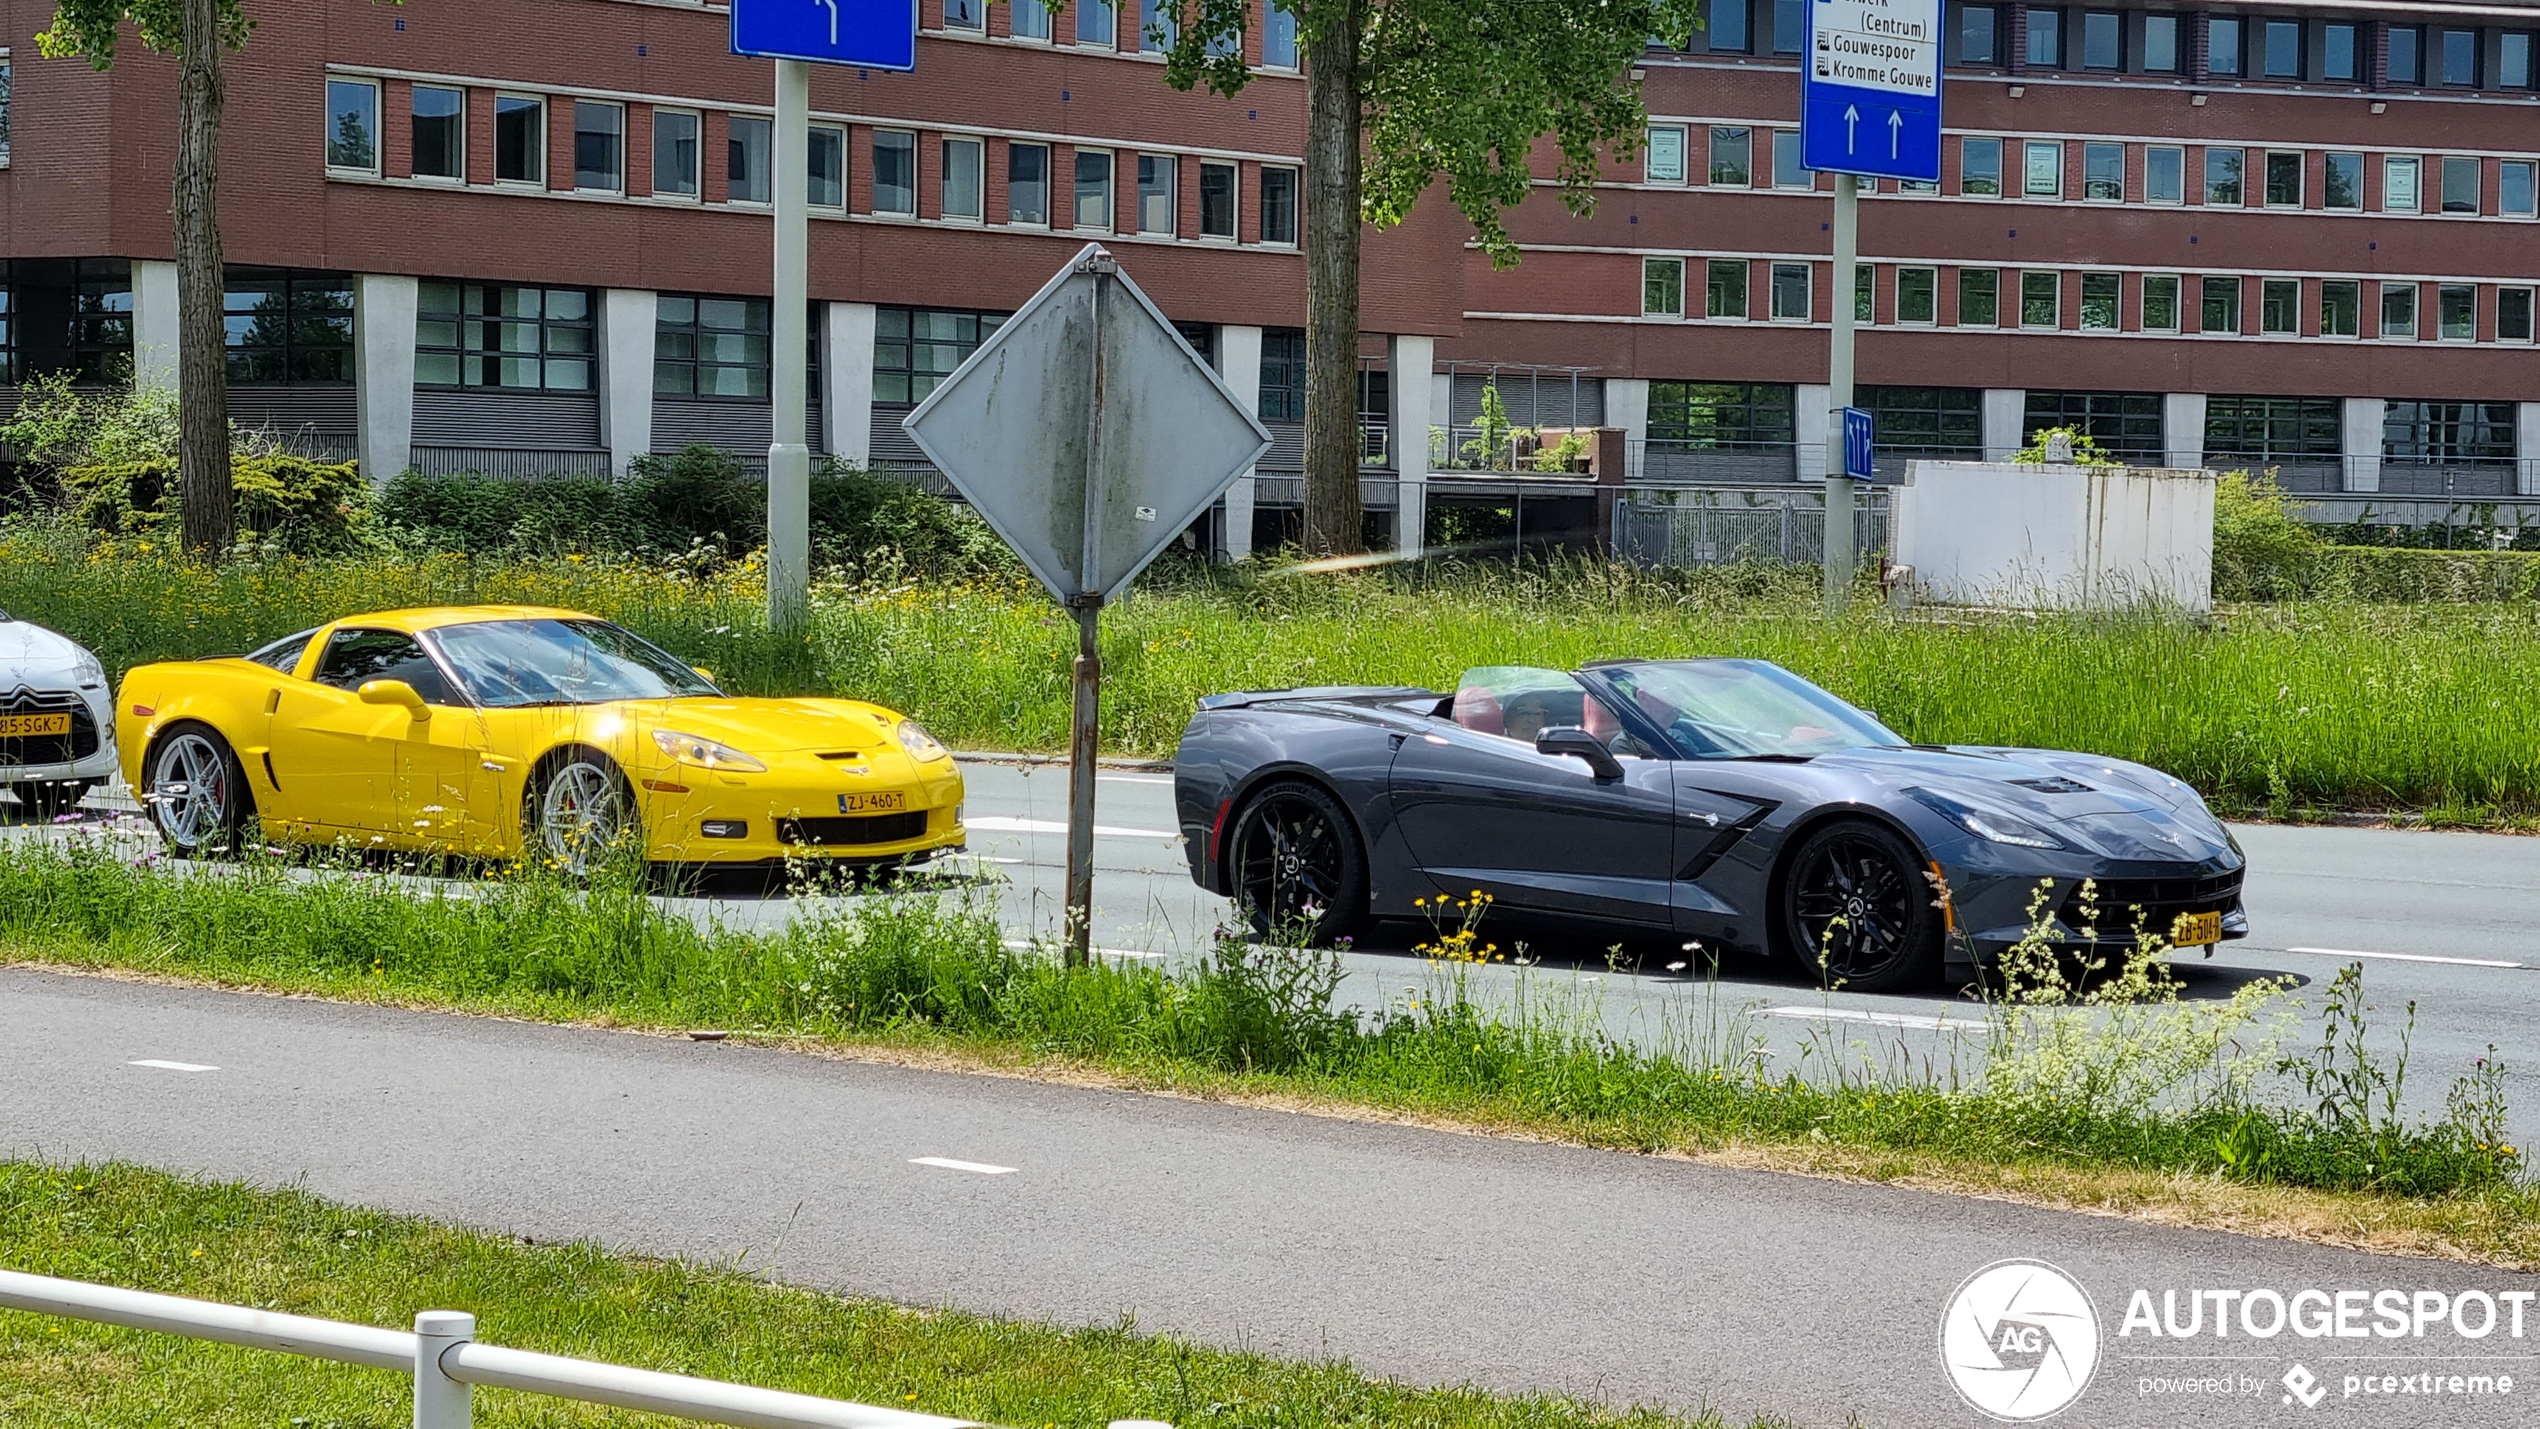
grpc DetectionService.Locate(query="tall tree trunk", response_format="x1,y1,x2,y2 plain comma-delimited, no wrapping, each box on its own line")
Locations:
1300,0,1364,556
175,0,232,556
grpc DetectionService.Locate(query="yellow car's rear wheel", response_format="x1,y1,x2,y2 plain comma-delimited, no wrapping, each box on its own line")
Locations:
527,749,641,877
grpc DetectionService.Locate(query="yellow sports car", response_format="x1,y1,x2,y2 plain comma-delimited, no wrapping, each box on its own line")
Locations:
115,605,965,870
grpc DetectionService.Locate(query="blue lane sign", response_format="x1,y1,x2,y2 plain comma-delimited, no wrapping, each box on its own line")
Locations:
731,0,919,70
1802,0,1942,183
1841,407,1875,480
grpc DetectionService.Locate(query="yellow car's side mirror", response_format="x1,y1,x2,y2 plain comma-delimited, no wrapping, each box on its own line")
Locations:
691,666,715,682
358,679,431,721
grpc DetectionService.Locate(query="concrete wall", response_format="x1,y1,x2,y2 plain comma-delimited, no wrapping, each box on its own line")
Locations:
1893,461,2217,612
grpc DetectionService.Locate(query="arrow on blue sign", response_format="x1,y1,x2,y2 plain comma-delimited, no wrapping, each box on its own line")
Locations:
731,0,918,71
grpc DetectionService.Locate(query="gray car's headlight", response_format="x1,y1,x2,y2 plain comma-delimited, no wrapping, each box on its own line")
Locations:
1907,788,2069,851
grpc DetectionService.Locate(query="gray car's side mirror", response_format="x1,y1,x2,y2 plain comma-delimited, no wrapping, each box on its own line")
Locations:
1536,726,1625,781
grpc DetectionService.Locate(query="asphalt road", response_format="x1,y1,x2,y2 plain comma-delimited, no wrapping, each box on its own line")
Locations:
6,968,2535,1429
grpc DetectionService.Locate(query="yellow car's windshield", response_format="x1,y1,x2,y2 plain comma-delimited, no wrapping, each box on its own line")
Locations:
429,619,720,708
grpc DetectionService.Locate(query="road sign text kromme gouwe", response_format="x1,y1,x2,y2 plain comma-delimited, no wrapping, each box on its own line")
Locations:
1801,0,1943,183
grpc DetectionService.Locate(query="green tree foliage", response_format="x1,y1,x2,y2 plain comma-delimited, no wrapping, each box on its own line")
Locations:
37,0,249,63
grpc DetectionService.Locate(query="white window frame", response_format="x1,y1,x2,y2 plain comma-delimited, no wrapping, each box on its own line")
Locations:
0,50,13,169
1007,140,1053,228
651,108,702,202
2080,141,2124,203
1261,2,1300,69
1646,124,1687,185
1008,0,1054,42
2383,154,2421,213
2079,270,2122,330
2438,154,2481,215
2261,149,2303,209
1197,159,1239,242
2379,280,2418,339
2141,273,2181,332
1768,261,1811,322
1072,146,1116,233
2436,282,2478,342
1135,151,1176,235
2503,159,2539,219
493,92,547,188
2023,140,2062,198
325,76,383,178
872,127,918,217
1771,130,1812,190
1896,265,1938,325
940,136,985,222
808,123,848,211
2259,276,2300,335
2322,151,2363,211
725,112,772,205
1958,136,2004,198
572,98,626,195
1259,164,1300,247
942,0,986,33
2019,269,2061,328
408,83,467,185
1075,0,1117,49
1642,256,1687,318
2145,144,2185,204
2318,278,2362,338
2498,285,2536,344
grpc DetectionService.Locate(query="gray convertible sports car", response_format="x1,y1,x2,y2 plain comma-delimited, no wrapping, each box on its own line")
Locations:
1173,659,2247,990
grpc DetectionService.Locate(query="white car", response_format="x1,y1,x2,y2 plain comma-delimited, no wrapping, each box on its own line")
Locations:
0,609,117,819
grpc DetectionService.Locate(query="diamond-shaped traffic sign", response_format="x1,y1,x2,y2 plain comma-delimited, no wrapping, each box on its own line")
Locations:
902,245,1272,605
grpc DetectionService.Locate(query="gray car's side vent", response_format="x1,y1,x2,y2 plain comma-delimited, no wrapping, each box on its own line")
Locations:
2006,776,2094,794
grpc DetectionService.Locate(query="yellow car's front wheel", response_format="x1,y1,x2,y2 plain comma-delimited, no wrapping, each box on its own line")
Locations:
528,748,641,877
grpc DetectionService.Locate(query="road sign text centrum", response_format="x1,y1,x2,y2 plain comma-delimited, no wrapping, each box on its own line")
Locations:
1801,0,1943,183
730,0,919,70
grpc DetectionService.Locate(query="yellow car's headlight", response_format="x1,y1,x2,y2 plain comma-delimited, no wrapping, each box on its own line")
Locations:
652,730,768,773
897,719,948,762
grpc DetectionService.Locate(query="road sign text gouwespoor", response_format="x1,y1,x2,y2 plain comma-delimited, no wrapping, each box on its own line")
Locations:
1802,0,1943,183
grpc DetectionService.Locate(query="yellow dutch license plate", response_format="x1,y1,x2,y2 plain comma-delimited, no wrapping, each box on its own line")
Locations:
836,792,907,814
2172,911,2223,947
0,713,71,738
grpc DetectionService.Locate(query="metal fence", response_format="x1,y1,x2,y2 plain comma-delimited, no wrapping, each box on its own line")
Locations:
0,1267,993,1429
408,446,612,479
1616,484,1892,571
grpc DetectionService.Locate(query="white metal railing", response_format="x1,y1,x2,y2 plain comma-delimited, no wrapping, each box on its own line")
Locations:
0,1268,1006,1429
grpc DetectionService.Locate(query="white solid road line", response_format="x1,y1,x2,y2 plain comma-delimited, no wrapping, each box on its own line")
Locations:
909,1157,1019,1175
1099,774,1175,786
128,1059,218,1073
965,815,1179,840
2281,946,2527,970
1763,1006,1976,1032
1000,939,1165,960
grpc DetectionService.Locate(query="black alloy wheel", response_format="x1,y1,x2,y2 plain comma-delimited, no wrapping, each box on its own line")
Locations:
1227,780,1368,945
1782,818,1941,991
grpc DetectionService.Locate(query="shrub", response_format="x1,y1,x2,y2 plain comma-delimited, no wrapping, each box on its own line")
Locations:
62,454,369,555
626,444,765,552
806,466,1013,578
376,470,631,554
2211,470,2327,600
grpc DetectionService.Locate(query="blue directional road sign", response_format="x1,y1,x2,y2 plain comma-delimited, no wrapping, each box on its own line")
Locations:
731,0,919,71
1802,0,1943,183
1841,407,1875,480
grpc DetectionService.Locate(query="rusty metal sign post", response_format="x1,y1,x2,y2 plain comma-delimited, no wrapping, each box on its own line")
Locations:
903,246,1271,965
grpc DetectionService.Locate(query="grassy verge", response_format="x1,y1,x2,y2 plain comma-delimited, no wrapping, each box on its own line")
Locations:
6,527,2538,815
0,1160,1776,1429
3,837,2530,1269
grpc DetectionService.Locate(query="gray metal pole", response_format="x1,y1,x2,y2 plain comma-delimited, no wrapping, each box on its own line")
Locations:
767,59,813,634
1823,172,1859,613
414,1310,474,1429
1065,604,1099,969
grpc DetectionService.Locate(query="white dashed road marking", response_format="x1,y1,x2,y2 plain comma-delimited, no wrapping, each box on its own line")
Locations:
1763,1006,1973,1032
2283,946,2527,970
910,1157,1019,1175
129,1059,219,1073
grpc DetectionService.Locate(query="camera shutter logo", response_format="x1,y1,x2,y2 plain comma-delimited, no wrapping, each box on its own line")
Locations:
1938,1259,2102,1421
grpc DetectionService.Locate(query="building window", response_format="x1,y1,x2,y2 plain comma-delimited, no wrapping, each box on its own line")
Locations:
1136,154,1175,233
2500,288,2535,343
414,283,593,390
2259,279,2299,335
2384,401,2515,461
728,114,771,203
1647,382,1797,448
2505,160,2538,217
325,78,379,174
1769,262,1810,320
1772,0,1803,53
412,85,464,181
2263,151,2301,208
2143,14,2179,71
1854,265,1873,322
1260,166,1298,244
2505,32,2535,88
223,269,353,383
875,307,1007,404
57,260,135,382
942,138,982,219
1960,137,2002,196
2023,141,2061,198
2324,152,2361,209
2261,20,2301,78
2142,275,2180,331
573,101,623,193
2079,273,2119,330
0,58,11,167
1198,160,1236,238
2320,280,2361,337
2437,284,2476,340
2205,396,2341,462
809,125,846,209
1710,0,1751,54
1647,126,1686,183
1011,0,1051,40
2380,282,2418,338
2019,270,2059,328
2441,29,2479,87
1959,267,1998,326
2024,390,2163,456
1009,142,1050,224
871,129,915,215
2389,26,2422,85
1264,3,1299,66
2082,143,2121,202
1897,267,1936,324
1076,0,1114,45
2384,155,2421,212
2323,23,2359,81
1957,4,1996,64
1139,0,1174,51
2207,16,2242,76
1707,259,1748,318
2026,8,2062,67
2440,156,2479,214
2146,146,2183,204
1257,328,1304,420
495,95,544,185
945,0,984,31
1643,257,1686,318
2203,148,2243,206
1772,130,1808,189
654,110,701,198
655,295,771,399
2199,276,2241,334
1709,126,1751,186
1859,386,1981,455
2081,11,2120,69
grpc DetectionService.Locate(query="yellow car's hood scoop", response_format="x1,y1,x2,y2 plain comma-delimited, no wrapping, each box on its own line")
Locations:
627,698,897,754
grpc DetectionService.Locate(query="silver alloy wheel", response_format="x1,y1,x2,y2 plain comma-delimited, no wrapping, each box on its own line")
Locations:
538,758,628,875
149,731,232,853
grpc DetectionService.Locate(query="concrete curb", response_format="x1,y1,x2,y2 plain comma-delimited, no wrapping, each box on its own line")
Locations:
953,751,1176,773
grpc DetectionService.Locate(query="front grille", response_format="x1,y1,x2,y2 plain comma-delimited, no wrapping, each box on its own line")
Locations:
775,811,929,847
0,687,100,769
2060,870,2243,931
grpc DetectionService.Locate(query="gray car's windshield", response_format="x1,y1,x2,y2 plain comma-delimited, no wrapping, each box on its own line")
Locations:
428,619,721,708
1599,660,1901,759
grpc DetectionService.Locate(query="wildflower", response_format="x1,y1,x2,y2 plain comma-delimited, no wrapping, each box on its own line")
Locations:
1666,961,1688,973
